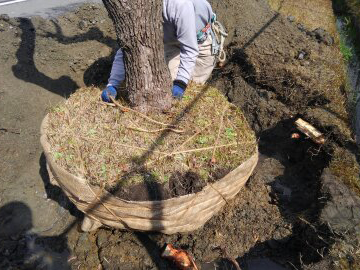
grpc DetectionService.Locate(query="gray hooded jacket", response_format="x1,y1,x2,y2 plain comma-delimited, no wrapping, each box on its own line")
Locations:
108,0,213,87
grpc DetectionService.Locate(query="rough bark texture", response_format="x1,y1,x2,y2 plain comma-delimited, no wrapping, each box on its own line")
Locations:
102,0,172,112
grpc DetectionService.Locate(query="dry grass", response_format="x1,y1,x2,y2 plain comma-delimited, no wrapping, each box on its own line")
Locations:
268,0,348,112
268,0,338,36
346,0,360,20
329,147,360,196
46,85,257,192
331,232,360,269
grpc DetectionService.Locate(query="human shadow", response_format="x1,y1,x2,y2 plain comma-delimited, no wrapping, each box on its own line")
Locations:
0,201,71,270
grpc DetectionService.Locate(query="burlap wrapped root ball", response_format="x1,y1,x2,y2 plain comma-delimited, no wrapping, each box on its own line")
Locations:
41,84,258,233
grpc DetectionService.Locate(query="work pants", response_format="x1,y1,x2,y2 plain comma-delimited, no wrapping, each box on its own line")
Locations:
164,35,215,84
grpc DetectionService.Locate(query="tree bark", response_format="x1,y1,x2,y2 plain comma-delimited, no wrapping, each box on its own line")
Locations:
102,0,173,112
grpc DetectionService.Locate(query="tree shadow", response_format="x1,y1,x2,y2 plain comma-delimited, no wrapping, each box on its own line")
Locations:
12,18,119,98
0,201,71,270
12,18,79,97
39,20,118,87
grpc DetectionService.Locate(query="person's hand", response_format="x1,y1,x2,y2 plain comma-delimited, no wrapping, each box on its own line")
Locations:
172,80,187,99
101,85,117,102
172,85,185,99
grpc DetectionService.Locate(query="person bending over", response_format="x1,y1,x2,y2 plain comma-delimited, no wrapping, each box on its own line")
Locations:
102,0,226,102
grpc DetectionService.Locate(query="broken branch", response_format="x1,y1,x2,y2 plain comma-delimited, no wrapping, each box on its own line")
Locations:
146,124,211,166
212,105,228,163
295,118,325,144
126,126,185,134
161,244,198,270
110,97,177,128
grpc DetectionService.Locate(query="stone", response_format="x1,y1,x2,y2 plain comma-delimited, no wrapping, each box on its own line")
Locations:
96,230,109,247
78,20,88,30
312,28,334,46
297,23,306,32
287,16,295,23
0,14,10,22
320,169,360,233
298,51,306,60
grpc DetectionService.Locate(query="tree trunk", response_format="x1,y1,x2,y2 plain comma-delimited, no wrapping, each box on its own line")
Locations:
102,0,173,112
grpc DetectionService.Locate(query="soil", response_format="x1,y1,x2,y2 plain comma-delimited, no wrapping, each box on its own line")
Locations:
0,1,359,270
114,171,207,201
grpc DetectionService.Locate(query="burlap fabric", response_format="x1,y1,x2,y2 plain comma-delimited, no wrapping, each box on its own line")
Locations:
40,114,258,234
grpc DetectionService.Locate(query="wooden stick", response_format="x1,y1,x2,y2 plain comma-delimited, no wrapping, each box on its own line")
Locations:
170,143,238,155
126,126,185,134
166,140,253,157
146,124,211,166
98,101,116,107
227,258,241,270
110,97,177,128
81,136,167,155
113,142,167,155
295,118,325,144
212,105,228,163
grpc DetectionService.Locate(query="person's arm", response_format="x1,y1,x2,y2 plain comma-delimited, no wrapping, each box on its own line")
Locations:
102,49,125,102
174,1,199,85
108,49,125,88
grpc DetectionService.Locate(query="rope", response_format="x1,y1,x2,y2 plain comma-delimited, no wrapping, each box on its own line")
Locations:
211,19,228,63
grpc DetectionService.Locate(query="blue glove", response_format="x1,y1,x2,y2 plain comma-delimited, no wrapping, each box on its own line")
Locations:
101,85,117,102
172,80,187,99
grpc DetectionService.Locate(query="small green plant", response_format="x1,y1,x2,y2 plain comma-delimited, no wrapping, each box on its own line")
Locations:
87,128,97,136
197,135,209,144
337,15,360,62
101,164,107,177
53,152,63,160
225,127,236,139
157,138,165,145
67,138,76,145
65,154,74,162
51,105,65,113
163,174,170,183
340,39,353,61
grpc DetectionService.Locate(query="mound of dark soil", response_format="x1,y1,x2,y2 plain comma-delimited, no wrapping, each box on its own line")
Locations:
211,0,348,135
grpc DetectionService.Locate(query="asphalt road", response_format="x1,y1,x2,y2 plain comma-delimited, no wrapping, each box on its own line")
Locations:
0,0,102,17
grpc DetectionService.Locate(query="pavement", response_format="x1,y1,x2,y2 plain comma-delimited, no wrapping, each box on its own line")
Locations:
0,0,107,238
0,0,102,18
